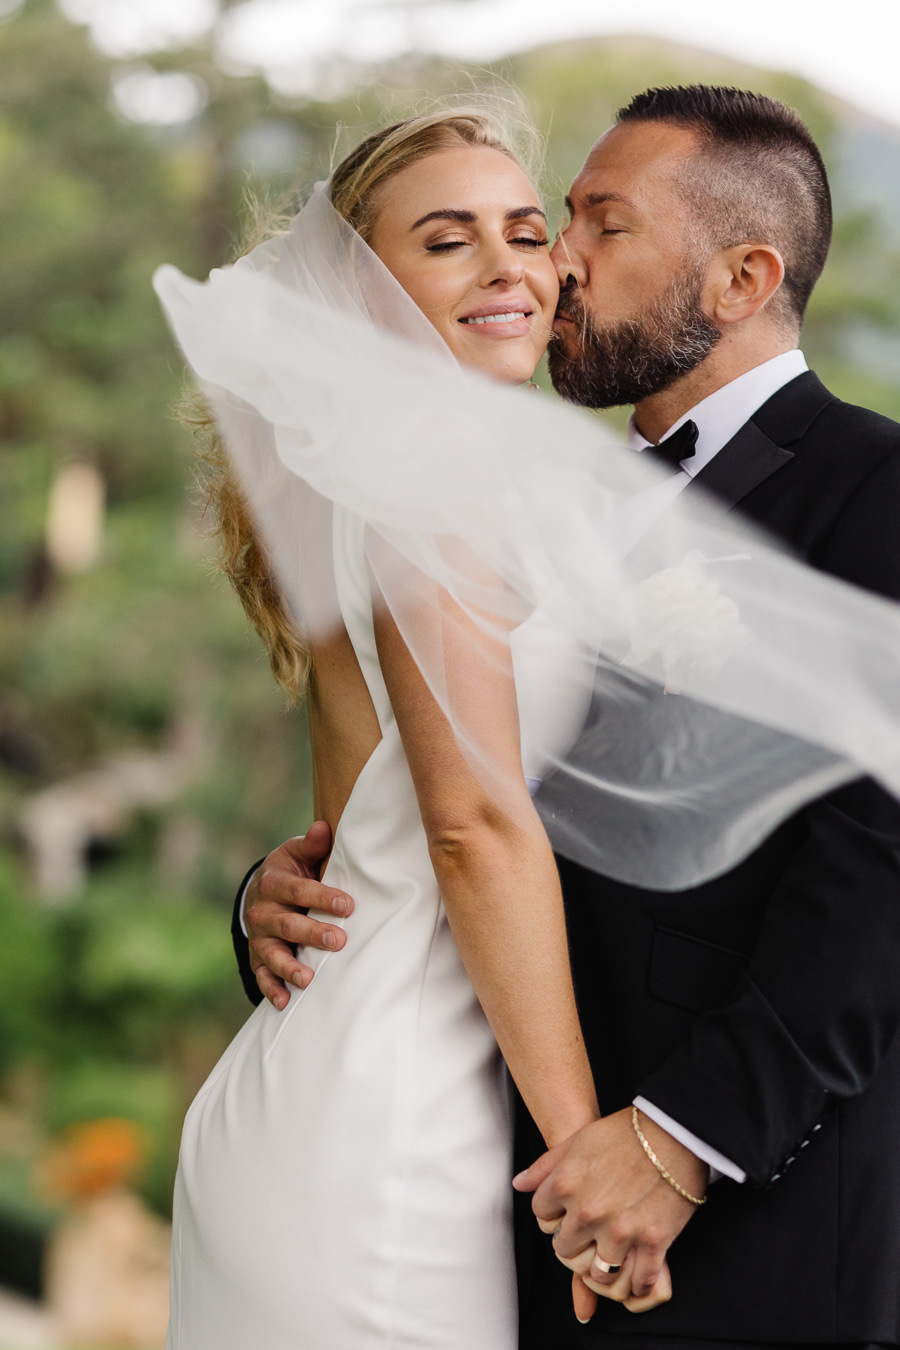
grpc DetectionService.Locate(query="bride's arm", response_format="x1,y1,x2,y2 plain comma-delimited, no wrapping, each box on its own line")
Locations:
374,593,598,1149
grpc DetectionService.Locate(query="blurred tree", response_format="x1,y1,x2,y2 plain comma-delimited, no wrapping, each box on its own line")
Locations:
0,0,314,868
0,0,315,1227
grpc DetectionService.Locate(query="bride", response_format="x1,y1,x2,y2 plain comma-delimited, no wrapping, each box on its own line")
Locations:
156,107,623,1349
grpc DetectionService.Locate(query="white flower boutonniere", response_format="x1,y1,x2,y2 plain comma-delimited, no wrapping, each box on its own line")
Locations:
623,550,749,694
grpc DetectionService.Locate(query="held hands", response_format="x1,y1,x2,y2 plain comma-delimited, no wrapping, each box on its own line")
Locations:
514,1107,708,1315
244,822,354,1009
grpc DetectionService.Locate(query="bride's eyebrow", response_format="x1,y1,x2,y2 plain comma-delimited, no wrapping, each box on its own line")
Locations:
411,208,476,231
506,207,547,222
410,206,547,231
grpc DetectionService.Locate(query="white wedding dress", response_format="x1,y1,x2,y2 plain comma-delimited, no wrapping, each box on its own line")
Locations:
166,505,586,1350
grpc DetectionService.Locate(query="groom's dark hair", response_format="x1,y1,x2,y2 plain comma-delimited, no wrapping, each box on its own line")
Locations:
617,85,832,327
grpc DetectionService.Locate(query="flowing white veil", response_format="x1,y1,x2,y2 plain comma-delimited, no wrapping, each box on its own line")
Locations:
154,182,900,890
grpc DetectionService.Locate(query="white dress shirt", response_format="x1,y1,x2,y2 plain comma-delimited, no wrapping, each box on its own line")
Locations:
632,348,808,1184
628,349,808,491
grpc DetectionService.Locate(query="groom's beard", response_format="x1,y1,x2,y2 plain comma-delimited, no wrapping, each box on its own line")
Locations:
547,270,722,409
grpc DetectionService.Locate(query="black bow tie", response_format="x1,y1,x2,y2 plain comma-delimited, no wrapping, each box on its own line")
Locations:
643,419,699,470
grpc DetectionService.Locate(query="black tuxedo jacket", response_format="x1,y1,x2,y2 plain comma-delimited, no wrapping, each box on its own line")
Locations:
516,371,900,1347
233,372,900,1346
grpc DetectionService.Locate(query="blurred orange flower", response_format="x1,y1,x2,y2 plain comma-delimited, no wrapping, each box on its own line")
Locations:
36,1118,148,1202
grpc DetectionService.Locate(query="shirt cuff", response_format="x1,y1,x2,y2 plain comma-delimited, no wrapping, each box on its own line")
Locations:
633,1096,747,1185
237,869,259,938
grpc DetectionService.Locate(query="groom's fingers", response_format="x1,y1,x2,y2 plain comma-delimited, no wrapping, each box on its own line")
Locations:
624,1259,672,1313
582,1248,637,1303
558,1228,629,1287
248,929,321,999
252,962,298,1010
583,1243,632,1289
581,1249,673,1311
552,1239,596,1277
576,1236,673,1311
278,822,333,876
548,1198,625,1269
628,1232,668,1302
246,828,355,1008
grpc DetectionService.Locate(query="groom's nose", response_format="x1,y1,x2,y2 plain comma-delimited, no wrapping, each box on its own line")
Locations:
550,230,587,290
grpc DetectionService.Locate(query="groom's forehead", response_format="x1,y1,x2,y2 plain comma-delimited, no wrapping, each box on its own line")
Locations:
570,122,698,207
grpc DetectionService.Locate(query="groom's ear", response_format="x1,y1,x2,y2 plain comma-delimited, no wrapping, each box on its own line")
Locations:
705,243,786,327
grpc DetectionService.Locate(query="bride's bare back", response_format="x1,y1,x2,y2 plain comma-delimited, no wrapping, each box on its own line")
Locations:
306,626,382,853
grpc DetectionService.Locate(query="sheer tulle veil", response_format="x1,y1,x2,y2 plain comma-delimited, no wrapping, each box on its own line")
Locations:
154,181,900,890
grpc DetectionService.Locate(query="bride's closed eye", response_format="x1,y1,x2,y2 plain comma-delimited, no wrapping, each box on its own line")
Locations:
426,240,470,253
426,237,549,253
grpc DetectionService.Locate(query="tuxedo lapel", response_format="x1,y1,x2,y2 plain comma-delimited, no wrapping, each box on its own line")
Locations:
687,370,836,515
690,420,794,514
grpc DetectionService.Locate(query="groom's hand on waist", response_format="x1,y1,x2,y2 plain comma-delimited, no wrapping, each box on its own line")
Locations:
245,823,354,1010
513,1106,708,1307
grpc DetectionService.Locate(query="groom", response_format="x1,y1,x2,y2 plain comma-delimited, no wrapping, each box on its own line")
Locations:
231,87,900,1347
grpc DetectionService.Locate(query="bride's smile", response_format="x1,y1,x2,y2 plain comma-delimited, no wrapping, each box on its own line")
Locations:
367,143,559,384
458,298,534,337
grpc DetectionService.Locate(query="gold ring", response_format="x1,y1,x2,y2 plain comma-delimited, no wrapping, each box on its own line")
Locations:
593,1258,622,1275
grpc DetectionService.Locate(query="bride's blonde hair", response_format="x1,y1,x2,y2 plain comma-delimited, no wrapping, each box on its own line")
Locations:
191,102,539,700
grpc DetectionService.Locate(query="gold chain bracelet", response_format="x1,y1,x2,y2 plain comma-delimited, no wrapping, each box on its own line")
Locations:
631,1106,707,1206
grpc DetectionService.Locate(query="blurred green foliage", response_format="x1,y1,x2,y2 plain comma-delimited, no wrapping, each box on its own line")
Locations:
0,0,899,1237
0,0,317,1228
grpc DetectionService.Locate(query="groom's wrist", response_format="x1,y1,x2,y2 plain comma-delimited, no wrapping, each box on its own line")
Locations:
236,868,260,938
633,1096,746,1184
632,1105,709,1206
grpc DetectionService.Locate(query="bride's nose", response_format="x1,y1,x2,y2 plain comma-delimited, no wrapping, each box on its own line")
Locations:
480,239,525,287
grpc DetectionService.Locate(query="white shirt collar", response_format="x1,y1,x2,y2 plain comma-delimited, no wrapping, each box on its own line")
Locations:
626,350,809,476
